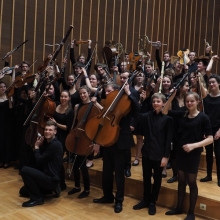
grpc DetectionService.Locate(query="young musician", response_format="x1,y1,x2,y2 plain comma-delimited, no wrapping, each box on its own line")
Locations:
20,120,63,207
68,86,100,198
164,92,213,220
133,93,173,215
200,75,220,186
93,72,140,214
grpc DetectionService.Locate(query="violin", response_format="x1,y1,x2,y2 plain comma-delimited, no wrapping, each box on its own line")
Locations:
85,72,137,147
6,72,36,97
65,89,101,155
128,52,140,71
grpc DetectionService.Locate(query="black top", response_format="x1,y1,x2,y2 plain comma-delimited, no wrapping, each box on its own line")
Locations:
53,108,74,147
137,111,173,161
35,137,63,178
203,94,220,133
114,87,140,150
155,49,173,72
169,111,212,154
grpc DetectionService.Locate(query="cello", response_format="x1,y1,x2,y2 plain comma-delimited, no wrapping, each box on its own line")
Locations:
24,82,56,147
85,71,138,147
65,87,101,156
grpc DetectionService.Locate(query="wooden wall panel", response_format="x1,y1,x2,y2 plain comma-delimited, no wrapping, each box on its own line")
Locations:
0,0,219,74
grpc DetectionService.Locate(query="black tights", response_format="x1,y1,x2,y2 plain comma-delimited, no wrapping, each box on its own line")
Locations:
177,170,198,214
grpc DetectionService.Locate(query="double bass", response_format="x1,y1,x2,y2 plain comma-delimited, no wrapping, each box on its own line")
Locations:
85,72,137,147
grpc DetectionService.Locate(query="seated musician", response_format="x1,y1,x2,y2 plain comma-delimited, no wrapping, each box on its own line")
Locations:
20,120,63,207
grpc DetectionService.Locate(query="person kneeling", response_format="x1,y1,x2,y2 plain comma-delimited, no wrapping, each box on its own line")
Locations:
20,121,63,207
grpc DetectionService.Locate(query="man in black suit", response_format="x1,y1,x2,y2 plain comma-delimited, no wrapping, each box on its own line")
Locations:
93,72,140,213
20,120,63,207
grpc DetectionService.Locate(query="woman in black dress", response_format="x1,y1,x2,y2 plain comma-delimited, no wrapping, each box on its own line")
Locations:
50,90,74,190
200,74,220,186
0,81,13,168
165,92,213,220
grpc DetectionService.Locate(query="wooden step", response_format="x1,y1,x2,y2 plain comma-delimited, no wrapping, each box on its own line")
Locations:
68,157,220,220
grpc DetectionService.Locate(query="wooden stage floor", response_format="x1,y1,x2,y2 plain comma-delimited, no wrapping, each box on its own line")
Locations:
0,159,215,220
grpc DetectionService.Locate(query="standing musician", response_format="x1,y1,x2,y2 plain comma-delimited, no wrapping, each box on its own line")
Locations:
20,120,63,207
49,90,74,190
155,41,173,71
93,72,140,213
70,39,92,73
67,85,101,198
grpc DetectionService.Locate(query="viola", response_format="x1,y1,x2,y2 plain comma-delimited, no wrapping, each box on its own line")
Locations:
85,72,137,147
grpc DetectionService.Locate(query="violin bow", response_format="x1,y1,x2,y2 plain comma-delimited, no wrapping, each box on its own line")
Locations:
2,40,28,60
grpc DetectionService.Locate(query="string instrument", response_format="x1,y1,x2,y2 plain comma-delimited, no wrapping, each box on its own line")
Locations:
128,52,140,71
65,88,101,155
177,49,190,65
139,71,157,100
0,66,15,79
85,71,137,147
24,83,56,146
6,72,36,97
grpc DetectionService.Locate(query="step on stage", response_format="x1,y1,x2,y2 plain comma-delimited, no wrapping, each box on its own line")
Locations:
86,153,219,220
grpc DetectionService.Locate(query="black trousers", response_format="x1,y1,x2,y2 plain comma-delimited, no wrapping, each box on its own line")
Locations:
21,166,59,200
142,155,163,204
102,146,129,203
205,139,220,179
73,155,90,191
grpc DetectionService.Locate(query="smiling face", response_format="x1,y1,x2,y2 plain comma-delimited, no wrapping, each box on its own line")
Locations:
152,97,164,113
89,74,98,87
0,82,6,95
79,88,90,103
44,125,57,141
185,94,199,111
208,77,220,93
60,91,70,105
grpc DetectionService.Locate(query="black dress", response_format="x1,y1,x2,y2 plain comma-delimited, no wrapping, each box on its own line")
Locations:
0,100,12,164
174,112,212,173
53,108,74,151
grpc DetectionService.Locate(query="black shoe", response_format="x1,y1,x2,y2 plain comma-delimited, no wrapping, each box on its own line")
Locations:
93,196,114,203
78,190,89,198
124,168,131,177
162,173,167,178
200,176,212,182
133,200,149,210
167,176,178,183
22,198,44,207
60,182,67,191
148,203,156,215
54,185,61,198
166,162,171,169
68,187,81,195
165,208,183,215
114,202,122,213
185,213,195,220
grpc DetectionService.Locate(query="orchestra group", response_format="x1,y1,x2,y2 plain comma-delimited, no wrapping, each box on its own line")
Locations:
1,32,220,220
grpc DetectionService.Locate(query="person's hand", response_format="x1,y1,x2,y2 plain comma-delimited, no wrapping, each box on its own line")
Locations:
88,40,92,45
92,143,100,156
35,136,44,149
214,129,220,140
124,83,131,96
161,157,168,167
155,41,162,49
182,143,195,152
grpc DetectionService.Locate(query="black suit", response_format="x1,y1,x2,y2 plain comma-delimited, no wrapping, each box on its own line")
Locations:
101,88,140,203
20,138,63,201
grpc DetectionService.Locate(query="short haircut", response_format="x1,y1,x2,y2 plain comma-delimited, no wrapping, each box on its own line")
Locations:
78,85,91,93
45,120,57,129
151,92,166,103
208,74,220,84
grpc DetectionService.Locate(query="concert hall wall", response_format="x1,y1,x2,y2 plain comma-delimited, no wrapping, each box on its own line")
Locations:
0,0,219,73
